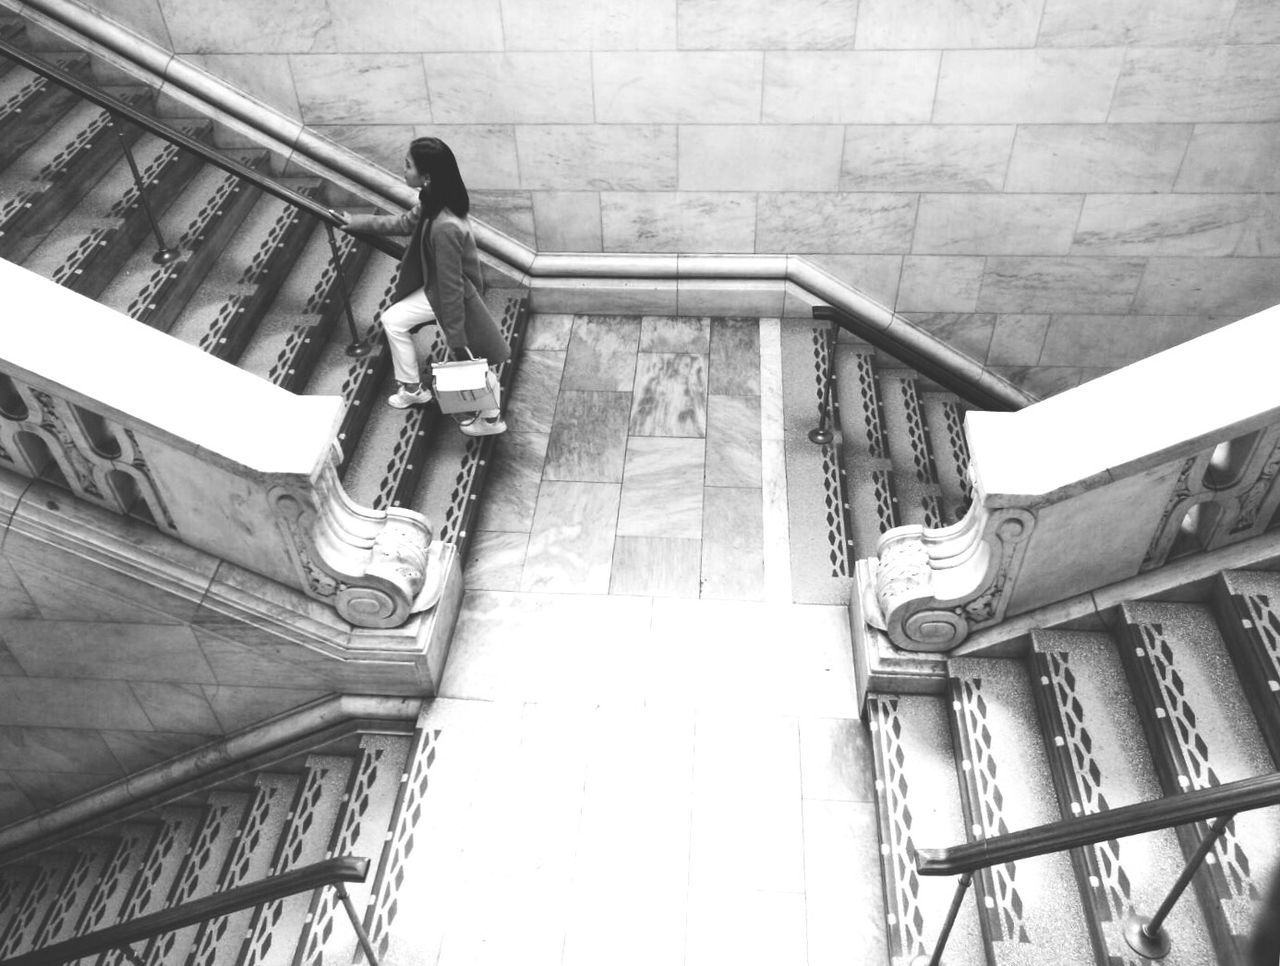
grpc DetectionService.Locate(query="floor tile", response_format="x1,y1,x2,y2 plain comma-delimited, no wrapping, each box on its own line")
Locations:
799,716,876,803
640,315,711,354
521,481,621,594
562,316,641,391
804,801,889,966
610,536,701,598
700,486,764,601
709,317,760,394
705,394,762,487
617,437,706,537
525,312,575,350
630,353,708,437
684,888,807,966
505,349,566,433
474,431,549,532
464,530,530,591
544,390,632,482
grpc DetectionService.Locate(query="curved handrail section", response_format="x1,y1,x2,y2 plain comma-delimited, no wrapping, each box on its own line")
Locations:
916,771,1280,877
0,856,368,966
864,301,1280,652
0,36,404,261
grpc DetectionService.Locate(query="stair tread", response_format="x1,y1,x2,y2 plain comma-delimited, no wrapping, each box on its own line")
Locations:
833,345,898,560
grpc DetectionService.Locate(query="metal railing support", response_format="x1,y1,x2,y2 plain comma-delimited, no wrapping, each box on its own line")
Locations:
808,323,835,445
111,114,176,265
910,871,972,966
336,882,382,966
322,221,380,359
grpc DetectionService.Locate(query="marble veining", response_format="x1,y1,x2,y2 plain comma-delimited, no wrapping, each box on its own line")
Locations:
475,432,550,532
610,536,701,598
617,437,706,538
464,531,531,592
840,125,1015,193
563,316,641,392
544,391,633,483
640,316,712,355
630,354,708,437
521,481,622,594
525,314,576,351
709,318,761,395
706,395,762,487
504,350,566,434
700,487,765,601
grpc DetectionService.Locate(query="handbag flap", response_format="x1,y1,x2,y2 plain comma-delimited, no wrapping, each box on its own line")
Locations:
433,358,491,391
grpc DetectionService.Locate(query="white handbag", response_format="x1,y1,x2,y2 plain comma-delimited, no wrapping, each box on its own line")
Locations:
431,352,499,414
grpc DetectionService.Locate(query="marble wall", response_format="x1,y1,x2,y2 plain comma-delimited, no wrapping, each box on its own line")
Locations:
55,0,1280,394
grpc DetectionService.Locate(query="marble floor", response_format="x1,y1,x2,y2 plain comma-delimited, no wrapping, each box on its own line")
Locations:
397,313,888,965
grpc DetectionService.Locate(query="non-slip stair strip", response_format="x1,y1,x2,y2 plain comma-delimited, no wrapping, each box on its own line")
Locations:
1214,570,1280,764
0,56,89,170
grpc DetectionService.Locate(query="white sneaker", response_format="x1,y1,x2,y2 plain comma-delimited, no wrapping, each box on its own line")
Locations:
459,414,507,437
388,385,433,409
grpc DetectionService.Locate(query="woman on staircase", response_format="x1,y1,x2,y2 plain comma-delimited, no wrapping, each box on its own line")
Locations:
339,137,510,436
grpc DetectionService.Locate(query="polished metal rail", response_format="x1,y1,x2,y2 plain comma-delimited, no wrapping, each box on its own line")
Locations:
912,770,1280,965
0,856,376,966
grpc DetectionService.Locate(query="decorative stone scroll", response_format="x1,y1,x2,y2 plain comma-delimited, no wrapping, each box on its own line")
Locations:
871,503,1036,652
271,451,442,629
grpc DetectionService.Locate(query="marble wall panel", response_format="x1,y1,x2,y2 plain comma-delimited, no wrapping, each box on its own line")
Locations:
1176,124,1280,192
9,768,120,811
903,313,995,362
499,0,678,50
806,255,903,310
0,678,153,730
912,194,1082,255
934,50,1126,123
679,126,844,191
324,0,504,52
101,729,214,773
1039,314,1230,366
425,53,594,124
291,55,431,124
595,53,763,124
414,125,520,189
92,0,174,46
761,52,939,124
1071,195,1254,256
756,193,917,253
128,681,224,732
601,193,758,253
896,256,985,313
989,365,1087,397
203,684,329,732
0,620,216,682
0,725,123,775
1039,0,1237,46
1133,258,1280,315
518,126,678,190
1111,48,1280,122
0,774,33,823
857,0,1044,48
841,126,1014,192
470,191,536,246
0,557,38,619
310,124,414,181
988,314,1051,365
1006,124,1193,193
977,257,1146,314
1239,197,1280,257
162,0,330,52
534,192,603,252
677,0,858,49
184,54,300,117
1229,0,1280,43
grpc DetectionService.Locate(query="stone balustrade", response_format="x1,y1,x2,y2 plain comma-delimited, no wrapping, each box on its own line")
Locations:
863,301,1280,652
0,259,440,629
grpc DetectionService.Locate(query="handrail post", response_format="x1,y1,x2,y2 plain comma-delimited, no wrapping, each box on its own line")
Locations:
336,882,381,966
808,323,835,445
118,945,145,966
322,222,380,359
910,871,972,966
112,114,177,265
1123,812,1234,959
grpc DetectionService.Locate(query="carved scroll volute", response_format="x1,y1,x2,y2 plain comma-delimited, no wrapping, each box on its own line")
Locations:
875,504,1036,653
271,453,439,629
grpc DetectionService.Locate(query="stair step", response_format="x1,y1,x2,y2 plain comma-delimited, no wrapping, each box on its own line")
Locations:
146,790,252,965
1213,569,1280,762
866,693,985,966
947,656,1094,965
0,55,90,170
15,120,209,294
166,184,323,362
920,390,973,525
237,754,354,966
291,733,413,966
186,773,301,966
0,21,26,79
23,838,115,951
70,821,158,940
0,850,74,956
833,346,898,560
93,154,266,331
877,368,948,530
1030,630,1215,966
0,92,148,263
1118,600,1280,961
0,864,38,945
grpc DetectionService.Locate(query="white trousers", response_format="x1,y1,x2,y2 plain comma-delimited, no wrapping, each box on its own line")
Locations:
381,288,437,385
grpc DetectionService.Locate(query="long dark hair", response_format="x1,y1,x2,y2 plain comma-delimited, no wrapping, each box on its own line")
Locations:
409,137,469,218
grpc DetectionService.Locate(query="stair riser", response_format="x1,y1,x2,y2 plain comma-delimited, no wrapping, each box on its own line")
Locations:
1212,573,1280,766
0,64,87,169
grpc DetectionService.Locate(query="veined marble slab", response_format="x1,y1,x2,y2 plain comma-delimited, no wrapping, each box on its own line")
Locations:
756,193,917,253
413,125,520,190
292,54,432,124
425,53,594,124
630,354,709,437
1229,0,1280,42
904,313,995,364
518,125,679,190
677,0,857,49
505,350,566,434
463,531,530,592
805,255,903,312
913,194,1082,255
858,0,1044,48
595,52,763,124
521,481,621,594
533,192,603,252
977,256,1145,314
314,123,416,176
706,395,762,488
761,52,939,124
896,255,985,313
545,391,632,482
525,314,575,351
601,193,757,254
1039,0,1237,47
563,316,641,391
700,487,764,601
187,54,299,118
476,431,550,531
988,314,1051,366
617,437,705,538
641,316,712,355
1071,194,1254,256
1176,123,1280,192
841,125,1014,192
679,126,843,191
499,0,678,49
1006,124,1192,193
709,319,760,395
1112,47,1280,123
470,191,536,247
935,49,1125,123
1039,314,1228,366
1133,257,1280,315
610,536,701,598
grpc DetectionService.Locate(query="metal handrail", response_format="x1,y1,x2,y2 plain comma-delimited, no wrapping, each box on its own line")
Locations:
813,304,1023,412
0,36,403,261
0,855,376,966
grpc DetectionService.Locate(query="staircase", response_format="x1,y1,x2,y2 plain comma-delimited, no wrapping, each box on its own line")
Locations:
0,716,435,964
0,17,529,550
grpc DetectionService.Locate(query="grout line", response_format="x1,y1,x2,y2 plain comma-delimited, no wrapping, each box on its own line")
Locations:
759,316,792,605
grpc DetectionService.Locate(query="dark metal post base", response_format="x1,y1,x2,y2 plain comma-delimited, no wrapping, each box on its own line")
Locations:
808,426,834,445
1123,912,1171,959
345,339,382,360
151,248,179,265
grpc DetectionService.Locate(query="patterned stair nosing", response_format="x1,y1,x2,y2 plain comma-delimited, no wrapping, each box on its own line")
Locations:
1213,571,1280,765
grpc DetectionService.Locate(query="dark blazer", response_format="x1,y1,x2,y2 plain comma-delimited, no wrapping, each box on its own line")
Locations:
346,205,511,365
